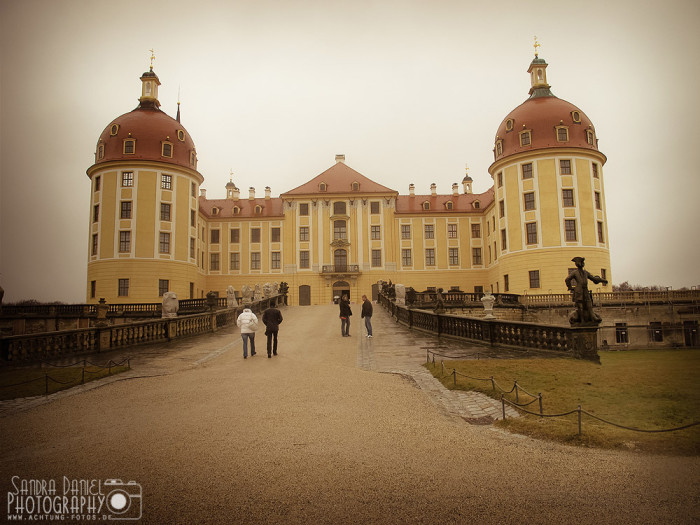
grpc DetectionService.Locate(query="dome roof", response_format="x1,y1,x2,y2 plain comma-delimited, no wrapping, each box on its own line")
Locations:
492,57,600,162
94,107,197,169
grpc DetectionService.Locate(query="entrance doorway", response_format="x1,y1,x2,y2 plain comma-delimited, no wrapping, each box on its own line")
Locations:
332,280,350,303
684,320,698,347
371,283,379,301
299,285,311,306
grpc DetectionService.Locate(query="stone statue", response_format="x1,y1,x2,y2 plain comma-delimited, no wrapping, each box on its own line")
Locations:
273,282,279,296
254,284,262,302
162,291,179,318
565,257,608,325
434,287,446,314
263,282,273,298
395,284,406,305
205,291,218,310
279,282,289,295
226,286,238,308
241,285,253,305
481,290,496,319
405,287,417,306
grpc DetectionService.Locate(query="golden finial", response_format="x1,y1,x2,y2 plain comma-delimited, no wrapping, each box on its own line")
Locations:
230,169,234,182
149,49,156,70
533,36,541,58
465,163,469,175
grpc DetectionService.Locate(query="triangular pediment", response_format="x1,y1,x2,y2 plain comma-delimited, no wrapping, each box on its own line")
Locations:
281,161,397,196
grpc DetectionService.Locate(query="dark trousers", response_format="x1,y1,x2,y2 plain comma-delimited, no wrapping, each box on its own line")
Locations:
266,330,278,356
341,317,350,336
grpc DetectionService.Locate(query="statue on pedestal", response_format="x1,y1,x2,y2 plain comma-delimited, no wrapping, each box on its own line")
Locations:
434,287,446,314
162,292,179,318
254,284,262,302
226,286,238,308
395,284,406,305
241,285,253,305
565,257,608,326
481,290,496,319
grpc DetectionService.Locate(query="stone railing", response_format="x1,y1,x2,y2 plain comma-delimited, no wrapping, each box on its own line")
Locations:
0,295,283,364
379,294,595,359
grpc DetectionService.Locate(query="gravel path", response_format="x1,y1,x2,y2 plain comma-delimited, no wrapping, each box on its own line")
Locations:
0,304,697,524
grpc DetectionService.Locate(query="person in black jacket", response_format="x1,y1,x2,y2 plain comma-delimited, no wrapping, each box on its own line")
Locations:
361,294,373,338
339,295,352,337
262,306,284,358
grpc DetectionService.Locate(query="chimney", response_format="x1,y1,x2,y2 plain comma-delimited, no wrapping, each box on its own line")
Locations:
335,154,345,164
409,183,415,197
200,188,207,199
249,187,255,200
233,187,240,200
430,183,437,197
452,183,459,196
265,186,271,200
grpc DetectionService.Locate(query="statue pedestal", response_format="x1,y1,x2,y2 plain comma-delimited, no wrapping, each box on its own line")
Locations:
569,326,601,364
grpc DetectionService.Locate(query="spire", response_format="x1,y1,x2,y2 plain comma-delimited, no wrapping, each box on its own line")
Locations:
527,37,554,99
138,49,161,109
176,86,181,122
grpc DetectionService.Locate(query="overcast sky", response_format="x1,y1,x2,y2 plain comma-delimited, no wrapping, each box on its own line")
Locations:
1,0,699,302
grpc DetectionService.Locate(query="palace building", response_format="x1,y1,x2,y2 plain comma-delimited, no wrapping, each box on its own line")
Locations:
86,52,611,306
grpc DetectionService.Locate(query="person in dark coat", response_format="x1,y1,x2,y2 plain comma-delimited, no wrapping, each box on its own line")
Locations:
262,306,284,358
361,294,373,338
339,295,352,337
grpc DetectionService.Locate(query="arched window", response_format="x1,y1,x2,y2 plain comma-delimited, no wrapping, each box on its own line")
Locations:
352,181,359,191
473,200,481,209
319,182,327,192
233,206,240,215
333,220,347,240
255,205,263,214
422,201,430,210
445,201,453,210
333,201,346,215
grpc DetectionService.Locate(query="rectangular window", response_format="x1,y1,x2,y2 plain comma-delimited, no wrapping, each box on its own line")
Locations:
121,201,132,219
158,279,169,297
425,248,435,266
649,322,663,343
271,227,281,243
251,252,261,270
447,224,457,238
231,229,240,243
95,176,101,191
299,203,309,216
522,163,533,179
401,224,411,239
190,210,196,227
189,238,195,259
370,201,380,214
299,251,310,269
121,171,134,187
271,251,281,269
499,200,505,217
91,234,98,256
598,222,605,243
504,274,510,292
371,225,381,240
472,248,482,265
210,229,219,244
118,279,129,297
371,249,382,267
160,203,171,221
123,140,135,155
557,127,569,141
501,229,507,250
401,249,412,267
601,268,607,281
161,174,172,190
560,159,572,175
424,224,434,239
471,223,481,238
448,248,459,265
333,221,347,240
119,231,131,253
497,172,503,187
520,131,531,146
230,253,240,270
595,192,601,210
191,182,196,197
592,163,599,178
562,189,575,207
251,228,261,243
299,226,309,241
162,143,172,158
209,253,219,271
159,232,170,254
526,222,538,245
529,270,540,288
565,219,577,241
616,323,629,344
523,192,536,211
90,280,96,299
93,205,99,223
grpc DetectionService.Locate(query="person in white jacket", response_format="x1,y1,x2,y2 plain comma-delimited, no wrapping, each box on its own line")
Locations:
236,308,258,359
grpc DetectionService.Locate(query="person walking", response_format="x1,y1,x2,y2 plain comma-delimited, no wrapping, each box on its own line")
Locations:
361,294,373,338
237,307,258,358
339,295,352,337
262,306,283,358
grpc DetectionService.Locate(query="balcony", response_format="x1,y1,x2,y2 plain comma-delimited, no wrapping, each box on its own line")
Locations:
321,265,361,275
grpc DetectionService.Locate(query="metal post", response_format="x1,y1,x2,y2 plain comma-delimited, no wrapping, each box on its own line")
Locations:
491,376,495,391
501,394,506,420
514,381,519,403
441,361,444,376
452,369,456,386
538,393,543,415
578,405,582,435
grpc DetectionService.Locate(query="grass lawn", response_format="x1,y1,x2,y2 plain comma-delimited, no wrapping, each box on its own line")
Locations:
0,363,130,400
426,349,700,455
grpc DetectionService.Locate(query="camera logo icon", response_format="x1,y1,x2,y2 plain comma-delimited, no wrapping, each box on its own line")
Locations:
104,479,142,521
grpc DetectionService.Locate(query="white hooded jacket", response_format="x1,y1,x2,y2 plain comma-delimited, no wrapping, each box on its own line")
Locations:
237,308,258,334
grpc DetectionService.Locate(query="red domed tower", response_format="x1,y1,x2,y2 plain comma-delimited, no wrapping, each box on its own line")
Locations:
86,63,205,303
487,50,611,295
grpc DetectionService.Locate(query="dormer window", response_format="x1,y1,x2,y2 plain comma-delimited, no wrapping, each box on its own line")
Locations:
97,143,105,160
422,201,430,211
177,129,185,141
495,139,503,156
110,124,119,136
123,139,135,155
505,119,514,132
233,206,240,215
212,207,219,216
519,130,531,147
255,205,263,215
162,142,173,158
473,200,480,209
445,201,453,210
352,181,359,191
556,126,569,142
190,151,197,167
586,130,596,146
571,111,581,123
319,182,327,192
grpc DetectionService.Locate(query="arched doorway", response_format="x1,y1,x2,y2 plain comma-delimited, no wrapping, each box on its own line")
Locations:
332,280,350,303
298,285,311,306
